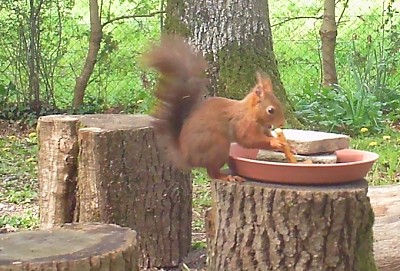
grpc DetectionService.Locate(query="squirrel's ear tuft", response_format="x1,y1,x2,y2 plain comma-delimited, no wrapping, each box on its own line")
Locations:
263,76,273,93
256,71,263,86
255,71,273,93
254,71,275,98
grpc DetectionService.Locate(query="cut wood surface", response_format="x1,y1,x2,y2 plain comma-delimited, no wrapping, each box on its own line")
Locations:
368,184,400,271
0,223,138,271
37,114,192,269
207,179,377,271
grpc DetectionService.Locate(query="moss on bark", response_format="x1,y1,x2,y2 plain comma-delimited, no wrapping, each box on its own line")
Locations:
355,206,378,271
217,40,302,127
164,0,189,36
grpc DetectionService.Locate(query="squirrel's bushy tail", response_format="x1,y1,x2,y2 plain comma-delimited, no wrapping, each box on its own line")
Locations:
143,35,208,169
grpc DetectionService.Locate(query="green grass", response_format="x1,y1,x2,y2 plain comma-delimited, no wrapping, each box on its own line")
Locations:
192,169,211,234
0,131,39,230
351,128,400,185
0,211,39,230
0,133,38,190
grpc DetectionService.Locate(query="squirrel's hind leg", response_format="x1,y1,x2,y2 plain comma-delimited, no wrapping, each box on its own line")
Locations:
206,167,245,182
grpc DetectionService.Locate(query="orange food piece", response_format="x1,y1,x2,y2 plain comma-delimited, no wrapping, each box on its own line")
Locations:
275,128,297,163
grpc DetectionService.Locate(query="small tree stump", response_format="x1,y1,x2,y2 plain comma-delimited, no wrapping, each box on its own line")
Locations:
37,116,80,228
0,223,138,271
206,178,377,271
37,114,192,269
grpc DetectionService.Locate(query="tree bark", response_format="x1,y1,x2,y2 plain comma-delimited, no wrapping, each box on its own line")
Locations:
206,178,377,271
28,0,41,113
37,114,193,269
0,223,139,271
72,0,102,109
37,116,80,229
319,0,338,87
78,118,192,268
164,0,301,127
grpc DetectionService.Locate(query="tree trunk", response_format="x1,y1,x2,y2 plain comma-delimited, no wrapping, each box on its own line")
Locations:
164,0,301,127
319,0,338,87
72,0,102,109
206,178,377,271
28,0,41,113
37,114,192,269
0,223,139,271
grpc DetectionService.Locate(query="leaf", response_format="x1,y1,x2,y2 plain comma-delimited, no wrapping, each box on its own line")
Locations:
0,84,7,96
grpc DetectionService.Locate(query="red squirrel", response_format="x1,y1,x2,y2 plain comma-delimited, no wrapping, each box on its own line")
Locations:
143,35,286,181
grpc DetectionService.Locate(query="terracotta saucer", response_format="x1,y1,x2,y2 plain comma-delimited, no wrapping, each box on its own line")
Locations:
228,143,379,185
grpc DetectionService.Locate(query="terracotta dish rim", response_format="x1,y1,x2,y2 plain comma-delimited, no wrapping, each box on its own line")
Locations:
230,146,379,168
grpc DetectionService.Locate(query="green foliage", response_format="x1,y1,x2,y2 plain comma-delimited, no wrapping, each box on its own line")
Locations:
270,0,399,136
192,241,207,250
0,131,39,231
0,133,37,223
192,169,211,208
0,0,75,110
0,133,38,178
293,38,399,136
54,0,161,113
0,0,160,117
0,212,39,229
6,186,37,204
192,169,211,233
352,129,400,185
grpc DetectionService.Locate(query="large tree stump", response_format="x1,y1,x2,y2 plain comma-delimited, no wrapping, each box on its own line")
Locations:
0,223,138,271
206,178,377,271
37,114,192,269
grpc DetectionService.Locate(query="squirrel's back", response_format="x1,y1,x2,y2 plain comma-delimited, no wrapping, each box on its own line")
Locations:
143,35,208,168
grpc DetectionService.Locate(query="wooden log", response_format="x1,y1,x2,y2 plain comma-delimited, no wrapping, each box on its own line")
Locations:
37,114,192,269
37,116,80,228
368,184,400,271
207,179,377,271
77,117,192,268
0,223,138,271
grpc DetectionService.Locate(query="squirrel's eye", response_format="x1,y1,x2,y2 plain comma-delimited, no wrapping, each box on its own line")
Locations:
267,106,275,114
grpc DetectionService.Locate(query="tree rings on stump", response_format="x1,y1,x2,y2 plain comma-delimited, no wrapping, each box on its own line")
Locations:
0,223,138,271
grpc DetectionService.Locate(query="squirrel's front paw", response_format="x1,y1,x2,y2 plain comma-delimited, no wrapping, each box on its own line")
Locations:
270,138,286,151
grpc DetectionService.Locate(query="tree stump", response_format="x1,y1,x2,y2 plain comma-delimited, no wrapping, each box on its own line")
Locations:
0,223,138,271
37,114,192,269
37,116,79,227
368,184,400,271
206,178,377,271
